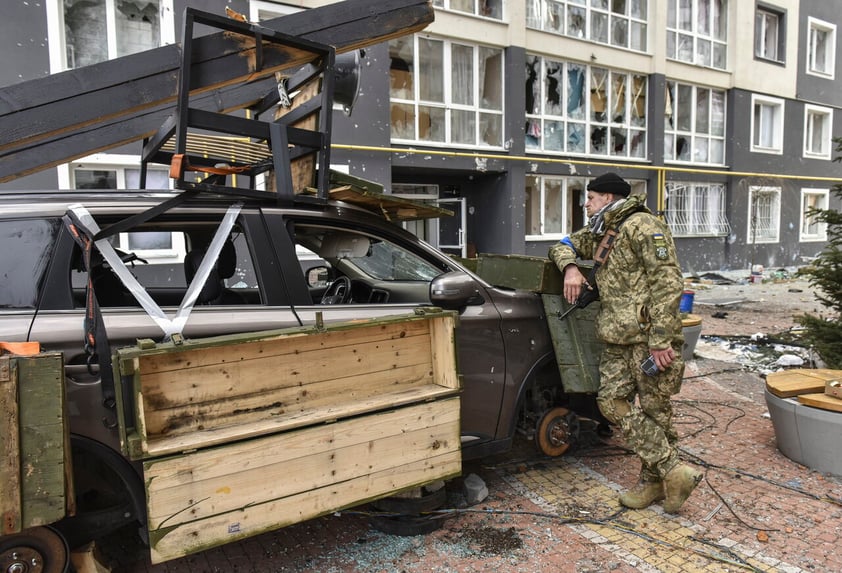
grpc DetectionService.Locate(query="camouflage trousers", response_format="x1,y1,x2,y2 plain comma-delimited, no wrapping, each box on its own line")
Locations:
597,342,685,481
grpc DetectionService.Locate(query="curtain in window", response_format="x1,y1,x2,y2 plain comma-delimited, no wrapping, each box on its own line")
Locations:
567,65,585,118
419,38,444,102
754,104,775,148
452,45,474,106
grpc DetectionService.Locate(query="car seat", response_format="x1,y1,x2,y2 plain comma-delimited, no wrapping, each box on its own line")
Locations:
183,239,244,304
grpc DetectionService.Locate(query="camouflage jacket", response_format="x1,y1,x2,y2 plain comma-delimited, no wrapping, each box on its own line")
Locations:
548,194,684,349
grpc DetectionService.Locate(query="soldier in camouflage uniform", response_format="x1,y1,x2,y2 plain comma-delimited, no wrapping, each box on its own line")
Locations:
549,172,702,513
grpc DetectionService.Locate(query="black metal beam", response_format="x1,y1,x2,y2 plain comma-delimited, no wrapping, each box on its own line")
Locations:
0,0,434,183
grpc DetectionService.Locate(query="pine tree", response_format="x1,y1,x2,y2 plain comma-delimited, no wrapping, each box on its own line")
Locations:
797,145,842,368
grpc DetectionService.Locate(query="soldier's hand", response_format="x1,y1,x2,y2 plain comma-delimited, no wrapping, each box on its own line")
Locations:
650,347,675,371
563,265,588,305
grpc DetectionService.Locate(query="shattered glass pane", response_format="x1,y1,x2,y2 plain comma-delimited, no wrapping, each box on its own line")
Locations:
115,0,160,58
64,0,108,68
567,6,586,38
419,38,444,103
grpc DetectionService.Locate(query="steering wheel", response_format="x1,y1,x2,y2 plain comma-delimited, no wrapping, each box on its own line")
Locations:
321,276,352,304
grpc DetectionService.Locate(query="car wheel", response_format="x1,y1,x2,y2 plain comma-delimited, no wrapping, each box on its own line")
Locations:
0,526,70,573
535,406,580,457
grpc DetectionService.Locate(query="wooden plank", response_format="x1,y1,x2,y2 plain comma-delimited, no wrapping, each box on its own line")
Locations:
142,383,458,457
766,369,842,398
0,0,435,182
116,312,461,458
134,317,432,375
797,392,842,413
429,314,460,390
138,330,433,405
16,354,68,528
0,356,21,534
140,359,437,441
145,398,461,563
145,398,460,527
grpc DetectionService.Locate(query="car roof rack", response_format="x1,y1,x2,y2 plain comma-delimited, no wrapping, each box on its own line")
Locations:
139,7,335,204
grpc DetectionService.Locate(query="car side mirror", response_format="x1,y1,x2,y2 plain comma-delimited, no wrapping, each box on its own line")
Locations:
430,271,485,310
306,265,331,288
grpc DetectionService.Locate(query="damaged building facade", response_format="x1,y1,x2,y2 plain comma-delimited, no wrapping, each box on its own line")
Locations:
1,0,841,271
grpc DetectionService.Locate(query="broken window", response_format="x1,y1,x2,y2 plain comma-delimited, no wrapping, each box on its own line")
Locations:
526,55,646,157
800,189,829,241
807,17,836,78
527,0,646,51
433,0,504,19
755,7,783,62
664,80,725,164
390,36,503,147
63,0,162,69
804,105,833,159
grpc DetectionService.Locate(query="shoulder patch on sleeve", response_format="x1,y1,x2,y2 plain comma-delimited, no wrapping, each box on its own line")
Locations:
652,233,669,260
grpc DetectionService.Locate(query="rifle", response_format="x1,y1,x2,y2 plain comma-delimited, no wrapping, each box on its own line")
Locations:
557,283,599,320
556,227,618,321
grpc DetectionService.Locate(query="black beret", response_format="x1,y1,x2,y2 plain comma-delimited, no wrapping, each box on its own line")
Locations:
587,172,630,197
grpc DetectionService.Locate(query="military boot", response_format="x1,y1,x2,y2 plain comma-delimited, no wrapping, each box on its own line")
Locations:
662,464,703,513
619,480,664,509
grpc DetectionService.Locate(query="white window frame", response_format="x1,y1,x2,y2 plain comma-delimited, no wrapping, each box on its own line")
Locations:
799,188,829,242
755,5,784,63
46,0,175,74
666,0,728,70
803,104,833,160
665,182,730,237
249,1,302,22
807,17,836,79
525,55,648,159
750,94,785,154
664,81,727,165
525,175,586,240
432,0,504,20
389,35,505,149
526,0,648,52
747,186,781,244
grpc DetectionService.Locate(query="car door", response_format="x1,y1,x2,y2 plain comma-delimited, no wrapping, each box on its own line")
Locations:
261,208,508,452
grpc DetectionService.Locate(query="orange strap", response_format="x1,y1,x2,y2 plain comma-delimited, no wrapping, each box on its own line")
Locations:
169,154,253,179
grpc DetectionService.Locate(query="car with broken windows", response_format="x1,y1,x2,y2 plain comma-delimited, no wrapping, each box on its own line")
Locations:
0,186,598,566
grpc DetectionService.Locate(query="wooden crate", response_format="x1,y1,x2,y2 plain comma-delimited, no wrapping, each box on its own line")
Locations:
476,254,563,294
0,352,69,534
145,397,460,563
112,311,462,563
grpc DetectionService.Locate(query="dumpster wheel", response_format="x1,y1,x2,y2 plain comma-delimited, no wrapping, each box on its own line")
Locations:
535,407,580,457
